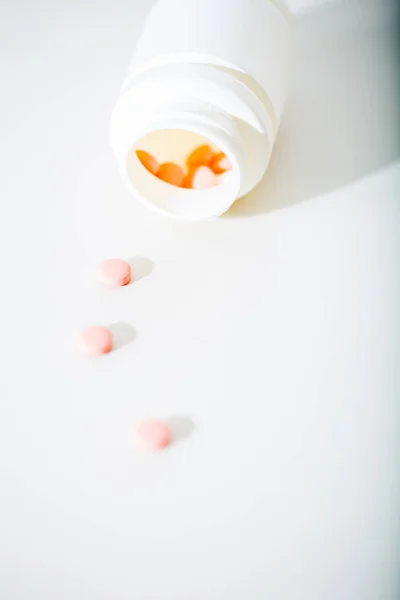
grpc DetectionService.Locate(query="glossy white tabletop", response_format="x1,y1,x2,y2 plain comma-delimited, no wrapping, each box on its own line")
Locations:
1,1,399,598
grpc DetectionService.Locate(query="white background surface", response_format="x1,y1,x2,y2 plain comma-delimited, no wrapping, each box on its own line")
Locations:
1,1,399,598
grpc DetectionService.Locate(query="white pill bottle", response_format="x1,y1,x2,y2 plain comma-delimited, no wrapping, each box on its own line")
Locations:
110,0,294,220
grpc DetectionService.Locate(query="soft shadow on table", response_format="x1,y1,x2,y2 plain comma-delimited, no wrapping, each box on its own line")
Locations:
109,322,136,351
166,417,196,444
127,256,154,282
226,0,400,218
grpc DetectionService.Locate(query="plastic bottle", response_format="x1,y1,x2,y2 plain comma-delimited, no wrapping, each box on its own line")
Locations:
110,0,294,220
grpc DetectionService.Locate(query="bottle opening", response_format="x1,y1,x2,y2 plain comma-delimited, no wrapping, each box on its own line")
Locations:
124,129,241,220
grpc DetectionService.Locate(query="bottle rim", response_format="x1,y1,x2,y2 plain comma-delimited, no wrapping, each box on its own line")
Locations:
121,114,243,220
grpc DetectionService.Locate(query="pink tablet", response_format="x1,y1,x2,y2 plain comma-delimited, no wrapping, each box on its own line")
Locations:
184,165,218,190
99,259,131,287
136,420,171,451
80,326,113,356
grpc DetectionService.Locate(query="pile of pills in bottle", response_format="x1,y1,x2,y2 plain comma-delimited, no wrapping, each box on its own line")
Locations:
136,144,232,189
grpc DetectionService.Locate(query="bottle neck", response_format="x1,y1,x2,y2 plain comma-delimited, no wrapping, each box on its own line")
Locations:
111,63,273,217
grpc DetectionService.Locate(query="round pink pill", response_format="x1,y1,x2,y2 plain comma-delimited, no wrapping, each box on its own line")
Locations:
136,420,171,452
99,259,131,287
80,326,113,356
184,165,218,190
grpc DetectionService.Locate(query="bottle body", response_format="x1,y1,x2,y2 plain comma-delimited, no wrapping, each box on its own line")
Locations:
110,0,294,220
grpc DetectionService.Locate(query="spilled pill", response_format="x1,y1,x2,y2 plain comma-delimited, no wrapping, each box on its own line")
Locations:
136,420,171,451
211,152,232,174
80,326,113,357
136,150,160,175
99,259,131,287
186,144,215,169
157,162,185,187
